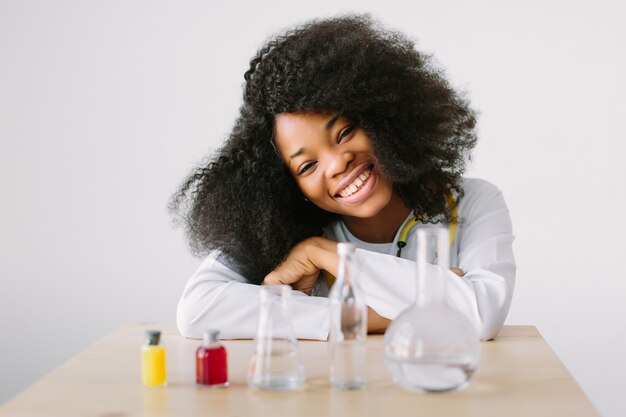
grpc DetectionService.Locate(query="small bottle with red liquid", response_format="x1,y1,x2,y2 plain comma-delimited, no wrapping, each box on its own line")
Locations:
196,329,229,388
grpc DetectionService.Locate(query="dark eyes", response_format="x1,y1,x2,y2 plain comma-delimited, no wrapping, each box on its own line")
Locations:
297,125,356,176
299,161,316,175
338,125,355,143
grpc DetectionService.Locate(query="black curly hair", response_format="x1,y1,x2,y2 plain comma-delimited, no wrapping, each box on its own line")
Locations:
170,14,477,284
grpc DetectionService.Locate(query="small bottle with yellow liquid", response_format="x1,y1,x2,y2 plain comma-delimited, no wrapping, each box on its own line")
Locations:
141,329,167,387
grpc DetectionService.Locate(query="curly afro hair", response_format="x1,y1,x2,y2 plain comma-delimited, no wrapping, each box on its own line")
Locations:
170,14,477,284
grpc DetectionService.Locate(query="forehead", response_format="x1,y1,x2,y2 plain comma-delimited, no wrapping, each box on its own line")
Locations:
274,113,336,150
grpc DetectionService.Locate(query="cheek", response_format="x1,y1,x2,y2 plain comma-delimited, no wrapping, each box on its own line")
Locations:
379,177,394,195
297,176,328,201
368,175,394,208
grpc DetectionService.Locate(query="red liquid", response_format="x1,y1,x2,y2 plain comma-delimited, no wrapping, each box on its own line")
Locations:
196,345,228,386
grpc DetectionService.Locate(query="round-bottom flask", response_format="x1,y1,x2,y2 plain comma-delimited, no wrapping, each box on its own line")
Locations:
384,226,480,392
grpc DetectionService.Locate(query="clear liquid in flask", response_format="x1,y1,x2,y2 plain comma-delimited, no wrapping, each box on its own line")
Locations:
330,339,366,389
385,354,475,393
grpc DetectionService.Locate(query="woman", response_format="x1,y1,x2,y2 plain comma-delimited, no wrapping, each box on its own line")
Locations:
171,15,515,341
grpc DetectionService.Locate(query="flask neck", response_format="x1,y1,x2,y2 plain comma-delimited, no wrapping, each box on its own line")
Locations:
336,251,354,288
331,243,366,342
256,285,297,342
415,262,448,307
415,227,450,307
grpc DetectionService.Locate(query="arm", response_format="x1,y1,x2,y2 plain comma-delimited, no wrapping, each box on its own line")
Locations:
265,237,466,334
352,181,515,340
263,181,514,341
264,238,393,334
176,251,330,340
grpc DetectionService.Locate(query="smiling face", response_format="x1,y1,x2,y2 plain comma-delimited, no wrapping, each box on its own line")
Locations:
274,112,395,220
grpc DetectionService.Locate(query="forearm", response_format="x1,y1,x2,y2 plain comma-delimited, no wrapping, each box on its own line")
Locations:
179,252,330,340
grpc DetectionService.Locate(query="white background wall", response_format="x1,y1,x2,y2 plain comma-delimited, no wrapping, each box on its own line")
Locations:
1,0,624,415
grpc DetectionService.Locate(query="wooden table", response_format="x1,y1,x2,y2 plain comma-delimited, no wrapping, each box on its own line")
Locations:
0,324,598,417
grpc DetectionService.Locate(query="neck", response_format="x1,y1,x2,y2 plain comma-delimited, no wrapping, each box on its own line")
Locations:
341,194,411,243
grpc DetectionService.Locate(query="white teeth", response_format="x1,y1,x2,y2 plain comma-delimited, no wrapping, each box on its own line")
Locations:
338,167,372,198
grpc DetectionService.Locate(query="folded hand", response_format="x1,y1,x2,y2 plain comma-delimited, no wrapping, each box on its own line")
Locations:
263,237,337,295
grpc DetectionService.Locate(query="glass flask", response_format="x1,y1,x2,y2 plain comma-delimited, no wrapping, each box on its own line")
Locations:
248,285,305,390
328,243,367,389
384,225,480,392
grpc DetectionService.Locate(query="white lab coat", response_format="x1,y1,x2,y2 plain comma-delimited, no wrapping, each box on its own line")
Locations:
176,178,515,341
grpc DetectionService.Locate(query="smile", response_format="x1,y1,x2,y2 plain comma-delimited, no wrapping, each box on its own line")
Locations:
335,164,377,204
337,167,372,197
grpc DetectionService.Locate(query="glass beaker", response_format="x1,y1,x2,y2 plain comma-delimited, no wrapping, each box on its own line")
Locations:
248,285,305,390
384,225,480,392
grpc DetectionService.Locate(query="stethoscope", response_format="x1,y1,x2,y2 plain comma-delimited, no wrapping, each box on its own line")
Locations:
396,193,458,257
324,194,458,288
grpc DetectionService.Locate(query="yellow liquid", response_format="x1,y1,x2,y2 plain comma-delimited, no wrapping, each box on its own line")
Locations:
141,346,167,387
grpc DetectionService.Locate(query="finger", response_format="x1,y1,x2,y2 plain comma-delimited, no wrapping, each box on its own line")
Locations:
262,273,277,285
290,285,313,296
263,271,289,286
291,282,313,294
450,267,465,277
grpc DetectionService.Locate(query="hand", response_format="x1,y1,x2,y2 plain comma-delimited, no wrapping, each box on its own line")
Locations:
450,267,465,277
263,237,338,295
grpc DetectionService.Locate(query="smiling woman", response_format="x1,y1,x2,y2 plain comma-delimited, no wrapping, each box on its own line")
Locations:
170,14,515,341
274,113,399,225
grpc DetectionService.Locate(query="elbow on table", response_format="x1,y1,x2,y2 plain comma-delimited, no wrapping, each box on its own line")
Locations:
478,324,500,341
176,299,203,339
471,270,514,341
476,312,508,341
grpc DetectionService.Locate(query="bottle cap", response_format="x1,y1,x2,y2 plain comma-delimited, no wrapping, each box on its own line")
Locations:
145,330,161,345
337,242,356,256
203,329,220,345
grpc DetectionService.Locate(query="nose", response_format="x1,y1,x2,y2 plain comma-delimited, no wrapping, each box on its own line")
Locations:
325,148,354,179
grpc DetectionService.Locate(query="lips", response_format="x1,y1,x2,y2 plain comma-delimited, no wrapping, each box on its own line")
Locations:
334,163,377,205
334,163,373,197
337,167,372,198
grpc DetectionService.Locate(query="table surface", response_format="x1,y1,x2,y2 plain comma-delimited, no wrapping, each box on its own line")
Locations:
0,324,598,417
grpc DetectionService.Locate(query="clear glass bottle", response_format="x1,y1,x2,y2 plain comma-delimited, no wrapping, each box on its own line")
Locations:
196,329,229,387
384,226,480,392
328,243,367,389
248,285,305,390
141,329,167,388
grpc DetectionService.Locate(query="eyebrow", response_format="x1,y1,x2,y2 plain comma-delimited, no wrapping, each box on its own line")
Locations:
288,147,305,161
288,114,340,161
325,114,340,131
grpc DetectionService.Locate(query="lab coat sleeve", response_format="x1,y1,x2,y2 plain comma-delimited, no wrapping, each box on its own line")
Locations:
176,251,330,340
354,181,515,341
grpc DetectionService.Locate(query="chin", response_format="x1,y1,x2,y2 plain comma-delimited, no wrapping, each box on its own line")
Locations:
338,198,390,219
